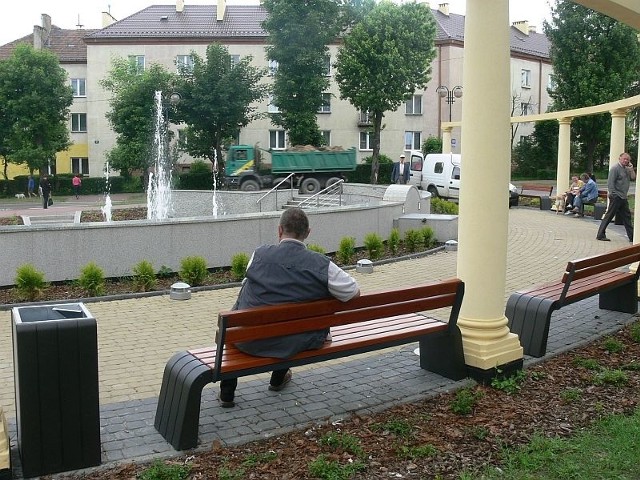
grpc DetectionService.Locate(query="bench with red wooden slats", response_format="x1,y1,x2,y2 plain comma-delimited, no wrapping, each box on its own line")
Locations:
155,278,466,450
518,184,554,210
506,244,640,358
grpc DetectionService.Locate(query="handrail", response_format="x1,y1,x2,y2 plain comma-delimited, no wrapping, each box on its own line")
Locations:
297,179,344,209
256,173,296,212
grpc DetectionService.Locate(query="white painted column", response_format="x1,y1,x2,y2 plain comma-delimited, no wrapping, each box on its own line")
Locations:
556,118,572,195
456,0,523,370
442,126,453,153
609,109,627,171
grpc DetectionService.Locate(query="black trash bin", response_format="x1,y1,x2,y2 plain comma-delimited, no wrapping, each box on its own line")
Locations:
11,303,101,478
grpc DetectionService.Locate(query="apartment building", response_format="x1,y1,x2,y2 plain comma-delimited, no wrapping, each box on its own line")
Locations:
0,2,551,178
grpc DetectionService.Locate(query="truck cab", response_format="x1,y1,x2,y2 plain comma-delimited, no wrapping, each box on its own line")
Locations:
224,145,271,191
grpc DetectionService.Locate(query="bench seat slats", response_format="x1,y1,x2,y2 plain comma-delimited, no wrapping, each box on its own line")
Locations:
191,314,447,374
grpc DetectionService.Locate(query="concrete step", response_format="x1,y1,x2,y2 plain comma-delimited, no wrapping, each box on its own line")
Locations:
22,211,81,226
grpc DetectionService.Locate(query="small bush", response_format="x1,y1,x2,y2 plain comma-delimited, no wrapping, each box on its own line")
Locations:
420,226,436,248
336,236,356,265
15,264,47,301
560,387,582,403
230,253,250,281
431,197,459,214
491,369,527,394
179,256,208,286
307,243,326,255
78,262,105,297
630,322,640,343
572,356,600,370
132,260,157,292
602,336,625,353
138,460,191,480
397,443,438,459
592,368,629,386
404,229,423,253
363,232,384,260
388,228,401,255
157,265,173,278
308,455,365,480
318,432,363,456
450,387,483,415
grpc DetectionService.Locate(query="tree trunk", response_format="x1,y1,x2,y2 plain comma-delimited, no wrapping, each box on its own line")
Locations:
369,113,383,184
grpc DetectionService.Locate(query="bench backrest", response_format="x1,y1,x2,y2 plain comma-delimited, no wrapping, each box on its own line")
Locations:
520,184,553,195
215,278,464,364
560,244,640,300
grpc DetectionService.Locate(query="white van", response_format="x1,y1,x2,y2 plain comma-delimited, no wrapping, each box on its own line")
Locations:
408,153,461,200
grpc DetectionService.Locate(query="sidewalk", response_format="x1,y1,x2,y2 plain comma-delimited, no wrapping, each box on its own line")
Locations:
0,193,146,218
0,207,636,478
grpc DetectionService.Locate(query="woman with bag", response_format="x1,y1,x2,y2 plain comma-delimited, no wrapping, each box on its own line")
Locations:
40,175,52,209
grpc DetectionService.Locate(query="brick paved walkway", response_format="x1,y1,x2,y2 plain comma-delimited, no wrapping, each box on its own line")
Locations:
0,208,636,477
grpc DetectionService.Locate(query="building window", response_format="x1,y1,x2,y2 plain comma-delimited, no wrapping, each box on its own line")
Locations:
176,55,194,73
521,69,531,88
270,130,286,149
320,130,331,146
71,78,86,97
358,110,372,125
404,131,421,150
268,59,279,76
359,131,373,150
71,113,87,133
128,55,145,73
71,157,89,175
268,95,280,113
323,55,331,76
318,93,331,113
520,102,531,115
405,95,422,115
230,55,240,66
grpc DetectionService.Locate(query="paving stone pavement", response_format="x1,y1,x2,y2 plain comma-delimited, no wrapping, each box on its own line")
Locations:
0,208,638,478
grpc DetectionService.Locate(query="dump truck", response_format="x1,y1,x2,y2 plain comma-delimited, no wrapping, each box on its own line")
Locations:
224,145,357,194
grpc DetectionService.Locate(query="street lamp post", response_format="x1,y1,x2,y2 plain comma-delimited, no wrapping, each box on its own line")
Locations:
436,85,463,122
164,92,182,123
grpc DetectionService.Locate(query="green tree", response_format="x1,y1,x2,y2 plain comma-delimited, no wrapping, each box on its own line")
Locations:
100,58,175,177
0,44,72,177
262,0,349,147
174,44,268,172
335,2,437,183
544,1,640,172
512,119,559,177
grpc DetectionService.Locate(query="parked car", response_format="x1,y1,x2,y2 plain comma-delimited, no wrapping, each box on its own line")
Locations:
509,183,519,207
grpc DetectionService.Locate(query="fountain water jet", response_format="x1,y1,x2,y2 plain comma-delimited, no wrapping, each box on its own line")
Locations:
102,160,113,222
147,91,173,220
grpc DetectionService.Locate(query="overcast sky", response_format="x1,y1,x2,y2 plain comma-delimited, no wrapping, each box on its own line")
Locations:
0,1,553,47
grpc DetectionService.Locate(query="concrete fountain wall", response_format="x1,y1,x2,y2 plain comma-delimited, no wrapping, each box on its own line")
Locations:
0,184,427,287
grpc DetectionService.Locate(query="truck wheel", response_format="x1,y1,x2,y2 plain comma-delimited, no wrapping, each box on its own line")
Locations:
241,180,260,191
427,186,439,198
326,177,342,188
300,177,321,194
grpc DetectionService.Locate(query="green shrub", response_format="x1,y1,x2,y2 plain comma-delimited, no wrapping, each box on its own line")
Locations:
491,369,527,394
388,228,401,255
431,197,459,214
15,264,47,301
78,262,106,297
602,336,625,353
420,226,436,248
179,256,208,286
230,253,250,281
422,135,443,156
336,236,356,265
307,243,326,254
138,460,191,480
630,322,640,343
157,265,173,278
363,232,384,260
450,387,483,415
189,160,212,174
404,229,423,253
132,260,157,292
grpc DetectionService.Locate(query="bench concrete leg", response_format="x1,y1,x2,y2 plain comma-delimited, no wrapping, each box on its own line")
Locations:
539,196,551,210
154,351,214,450
418,327,467,380
600,281,638,313
594,203,606,221
506,293,556,358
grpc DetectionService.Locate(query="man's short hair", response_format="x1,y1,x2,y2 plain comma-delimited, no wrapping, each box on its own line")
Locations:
280,207,309,239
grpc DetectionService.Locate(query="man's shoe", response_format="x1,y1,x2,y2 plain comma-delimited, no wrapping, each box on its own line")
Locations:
269,369,292,392
218,393,235,408
596,236,610,241
574,213,583,218
564,210,572,215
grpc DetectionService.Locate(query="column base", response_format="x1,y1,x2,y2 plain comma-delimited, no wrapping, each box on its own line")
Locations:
461,330,523,370
467,358,524,385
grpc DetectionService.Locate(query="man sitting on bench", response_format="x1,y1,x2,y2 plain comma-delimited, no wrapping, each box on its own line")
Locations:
570,172,598,217
219,208,361,407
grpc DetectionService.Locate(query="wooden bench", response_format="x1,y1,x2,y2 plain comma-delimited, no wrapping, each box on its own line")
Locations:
506,244,640,358
154,278,467,450
583,189,608,220
518,184,554,210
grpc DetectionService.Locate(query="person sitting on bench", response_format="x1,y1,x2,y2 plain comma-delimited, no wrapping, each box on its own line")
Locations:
570,173,598,218
219,207,360,408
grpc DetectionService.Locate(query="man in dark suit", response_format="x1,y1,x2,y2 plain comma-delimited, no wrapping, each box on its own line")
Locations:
391,153,410,184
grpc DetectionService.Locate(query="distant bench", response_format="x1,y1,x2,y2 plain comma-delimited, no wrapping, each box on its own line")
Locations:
154,279,467,450
506,244,640,357
517,184,553,210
